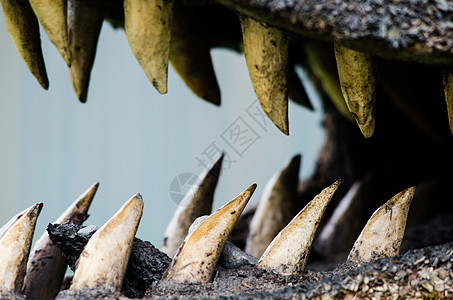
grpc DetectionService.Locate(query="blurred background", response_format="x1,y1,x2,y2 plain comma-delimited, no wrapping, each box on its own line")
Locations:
0,13,325,246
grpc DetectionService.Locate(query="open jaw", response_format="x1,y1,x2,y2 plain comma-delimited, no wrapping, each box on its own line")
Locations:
0,0,453,299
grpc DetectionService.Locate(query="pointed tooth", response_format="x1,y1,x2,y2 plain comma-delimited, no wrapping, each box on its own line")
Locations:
124,0,173,94
170,4,220,105
68,0,103,103
0,203,43,294
28,0,71,66
22,183,99,299
348,187,415,263
334,45,376,138
444,72,453,134
0,0,49,89
162,154,223,257
241,17,289,135
245,154,301,257
163,184,256,284
288,67,313,110
70,194,143,292
303,41,352,121
257,180,341,275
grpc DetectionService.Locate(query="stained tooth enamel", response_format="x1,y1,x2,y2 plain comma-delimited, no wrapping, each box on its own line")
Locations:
162,154,223,257
245,154,301,257
124,0,173,94
0,203,43,294
444,72,453,134
334,45,376,138
22,183,99,300
0,0,49,89
67,0,103,103
170,4,220,105
28,0,71,67
241,17,289,135
70,194,143,292
257,180,341,275
163,184,257,284
348,187,415,263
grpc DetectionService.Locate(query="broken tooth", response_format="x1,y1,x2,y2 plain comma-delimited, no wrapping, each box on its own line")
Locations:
68,0,104,103
162,154,223,257
334,45,376,138
0,0,49,89
124,0,173,94
0,203,43,294
70,194,144,292
170,4,220,105
288,67,313,110
443,72,453,134
241,17,289,135
163,184,257,284
257,180,341,275
22,183,99,300
348,187,415,263
28,0,71,66
245,154,301,258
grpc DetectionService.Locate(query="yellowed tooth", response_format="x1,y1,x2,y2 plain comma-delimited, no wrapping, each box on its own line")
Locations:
28,0,71,66
68,0,103,103
348,187,415,263
241,17,289,135
70,194,143,292
170,4,220,105
257,180,341,275
288,67,313,110
443,72,453,134
124,0,173,94
163,184,257,284
334,44,376,138
22,183,99,300
0,0,49,89
162,154,223,257
0,203,43,294
245,155,301,257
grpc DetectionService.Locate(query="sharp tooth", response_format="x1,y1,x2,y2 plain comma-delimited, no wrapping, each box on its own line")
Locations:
162,154,223,257
288,67,313,110
245,154,301,257
334,45,376,138
170,4,220,106
70,194,143,292
67,0,103,103
257,180,341,275
348,187,415,263
0,0,49,89
22,183,98,300
28,0,71,66
163,184,256,284
0,203,43,294
444,72,453,134
241,17,289,135
124,0,173,94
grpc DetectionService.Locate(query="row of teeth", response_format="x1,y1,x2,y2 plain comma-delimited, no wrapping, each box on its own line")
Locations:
0,154,415,298
3,0,452,137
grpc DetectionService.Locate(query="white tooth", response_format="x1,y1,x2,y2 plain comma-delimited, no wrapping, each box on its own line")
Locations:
257,180,341,275
444,72,453,134
246,155,301,257
0,203,43,294
163,184,257,284
22,183,98,300
162,154,223,257
348,187,415,262
70,194,143,292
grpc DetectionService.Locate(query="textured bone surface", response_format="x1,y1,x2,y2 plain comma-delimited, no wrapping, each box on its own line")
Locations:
124,0,173,94
257,180,341,275
70,194,143,292
0,203,43,294
162,154,223,257
348,187,415,262
246,154,300,257
163,184,257,284
22,183,98,300
334,45,376,138
241,16,289,135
